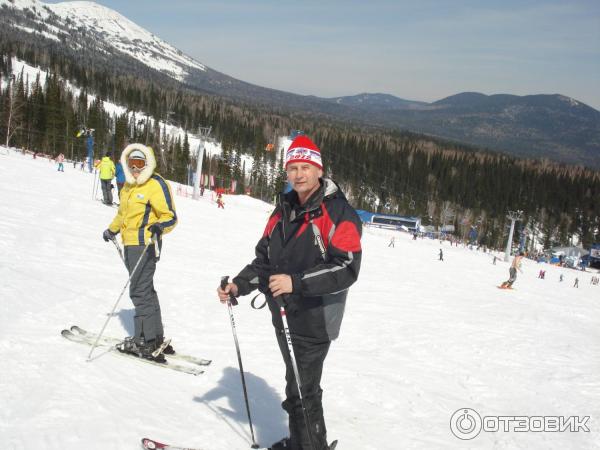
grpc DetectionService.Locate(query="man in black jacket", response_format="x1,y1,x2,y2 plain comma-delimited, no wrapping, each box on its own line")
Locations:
218,135,362,450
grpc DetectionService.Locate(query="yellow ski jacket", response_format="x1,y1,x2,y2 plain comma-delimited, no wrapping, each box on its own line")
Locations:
98,156,116,180
108,174,177,246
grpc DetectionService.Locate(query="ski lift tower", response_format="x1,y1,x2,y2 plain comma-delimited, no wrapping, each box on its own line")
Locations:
193,126,212,200
504,210,523,262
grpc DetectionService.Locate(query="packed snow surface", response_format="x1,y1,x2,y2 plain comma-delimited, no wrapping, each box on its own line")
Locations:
0,149,598,449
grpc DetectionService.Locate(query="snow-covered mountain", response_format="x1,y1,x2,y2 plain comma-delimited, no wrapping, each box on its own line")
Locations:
2,0,599,168
0,0,331,107
0,0,205,81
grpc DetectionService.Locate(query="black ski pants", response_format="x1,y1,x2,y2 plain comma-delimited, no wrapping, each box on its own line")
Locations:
507,267,517,286
276,329,331,450
101,179,113,205
125,245,164,343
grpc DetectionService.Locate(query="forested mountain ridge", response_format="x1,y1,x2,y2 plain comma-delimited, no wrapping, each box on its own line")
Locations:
326,92,600,169
1,0,598,168
0,0,598,250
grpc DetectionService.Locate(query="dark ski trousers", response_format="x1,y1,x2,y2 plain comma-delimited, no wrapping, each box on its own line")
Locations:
101,179,113,205
507,267,517,287
125,245,164,343
276,329,331,450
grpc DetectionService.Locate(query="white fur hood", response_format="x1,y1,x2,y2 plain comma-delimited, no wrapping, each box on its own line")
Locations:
120,143,157,185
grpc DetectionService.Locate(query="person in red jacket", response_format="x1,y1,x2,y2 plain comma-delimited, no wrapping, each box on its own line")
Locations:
218,136,362,450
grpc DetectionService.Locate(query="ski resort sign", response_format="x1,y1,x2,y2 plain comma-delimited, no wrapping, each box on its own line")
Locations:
450,408,590,440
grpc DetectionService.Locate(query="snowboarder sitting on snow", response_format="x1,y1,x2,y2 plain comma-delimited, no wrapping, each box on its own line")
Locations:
217,135,362,450
102,143,177,362
500,251,525,289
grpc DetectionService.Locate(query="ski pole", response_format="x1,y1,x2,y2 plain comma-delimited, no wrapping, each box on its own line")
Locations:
276,296,317,450
110,236,125,266
92,169,99,201
220,276,259,449
87,239,153,360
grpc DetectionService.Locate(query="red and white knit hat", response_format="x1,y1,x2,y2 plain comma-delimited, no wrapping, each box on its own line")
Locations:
285,135,323,170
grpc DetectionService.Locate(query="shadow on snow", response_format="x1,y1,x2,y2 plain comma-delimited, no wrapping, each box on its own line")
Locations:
194,366,287,447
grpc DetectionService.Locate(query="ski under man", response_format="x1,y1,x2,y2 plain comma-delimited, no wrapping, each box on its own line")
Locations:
218,135,362,450
102,143,177,362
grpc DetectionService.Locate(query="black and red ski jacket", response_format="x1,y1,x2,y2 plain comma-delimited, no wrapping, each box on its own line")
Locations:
233,178,362,342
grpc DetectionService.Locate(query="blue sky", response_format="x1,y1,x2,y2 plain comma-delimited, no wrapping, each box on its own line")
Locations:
47,0,600,109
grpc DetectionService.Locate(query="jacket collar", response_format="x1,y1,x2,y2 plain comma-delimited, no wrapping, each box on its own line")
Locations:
281,178,341,221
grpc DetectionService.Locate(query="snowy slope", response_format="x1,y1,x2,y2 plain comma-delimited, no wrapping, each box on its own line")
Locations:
0,0,205,81
0,148,599,450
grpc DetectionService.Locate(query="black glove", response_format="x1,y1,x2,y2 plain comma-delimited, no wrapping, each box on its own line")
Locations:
103,229,117,242
148,223,163,238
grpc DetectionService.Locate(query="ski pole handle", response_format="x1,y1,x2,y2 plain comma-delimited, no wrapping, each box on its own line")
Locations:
220,276,238,306
274,295,286,309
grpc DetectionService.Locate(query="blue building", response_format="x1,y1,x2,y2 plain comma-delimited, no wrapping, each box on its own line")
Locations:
356,210,421,232
590,243,600,268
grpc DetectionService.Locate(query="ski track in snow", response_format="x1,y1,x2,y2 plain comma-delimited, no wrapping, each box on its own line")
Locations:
0,149,599,450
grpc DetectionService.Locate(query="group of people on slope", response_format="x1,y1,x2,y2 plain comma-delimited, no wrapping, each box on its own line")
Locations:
54,151,125,205
500,252,595,289
102,137,362,450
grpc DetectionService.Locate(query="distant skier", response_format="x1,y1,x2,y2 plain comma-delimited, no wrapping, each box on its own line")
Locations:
493,255,497,265
559,274,564,282
538,269,546,279
439,248,443,261
388,236,395,247
216,192,225,209
115,160,125,196
573,277,579,288
56,153,65,172
499,251,525,289
102,144,177,362
97,153,116,205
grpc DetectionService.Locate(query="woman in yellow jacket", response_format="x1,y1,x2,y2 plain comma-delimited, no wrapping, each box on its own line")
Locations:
102,143,177,362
